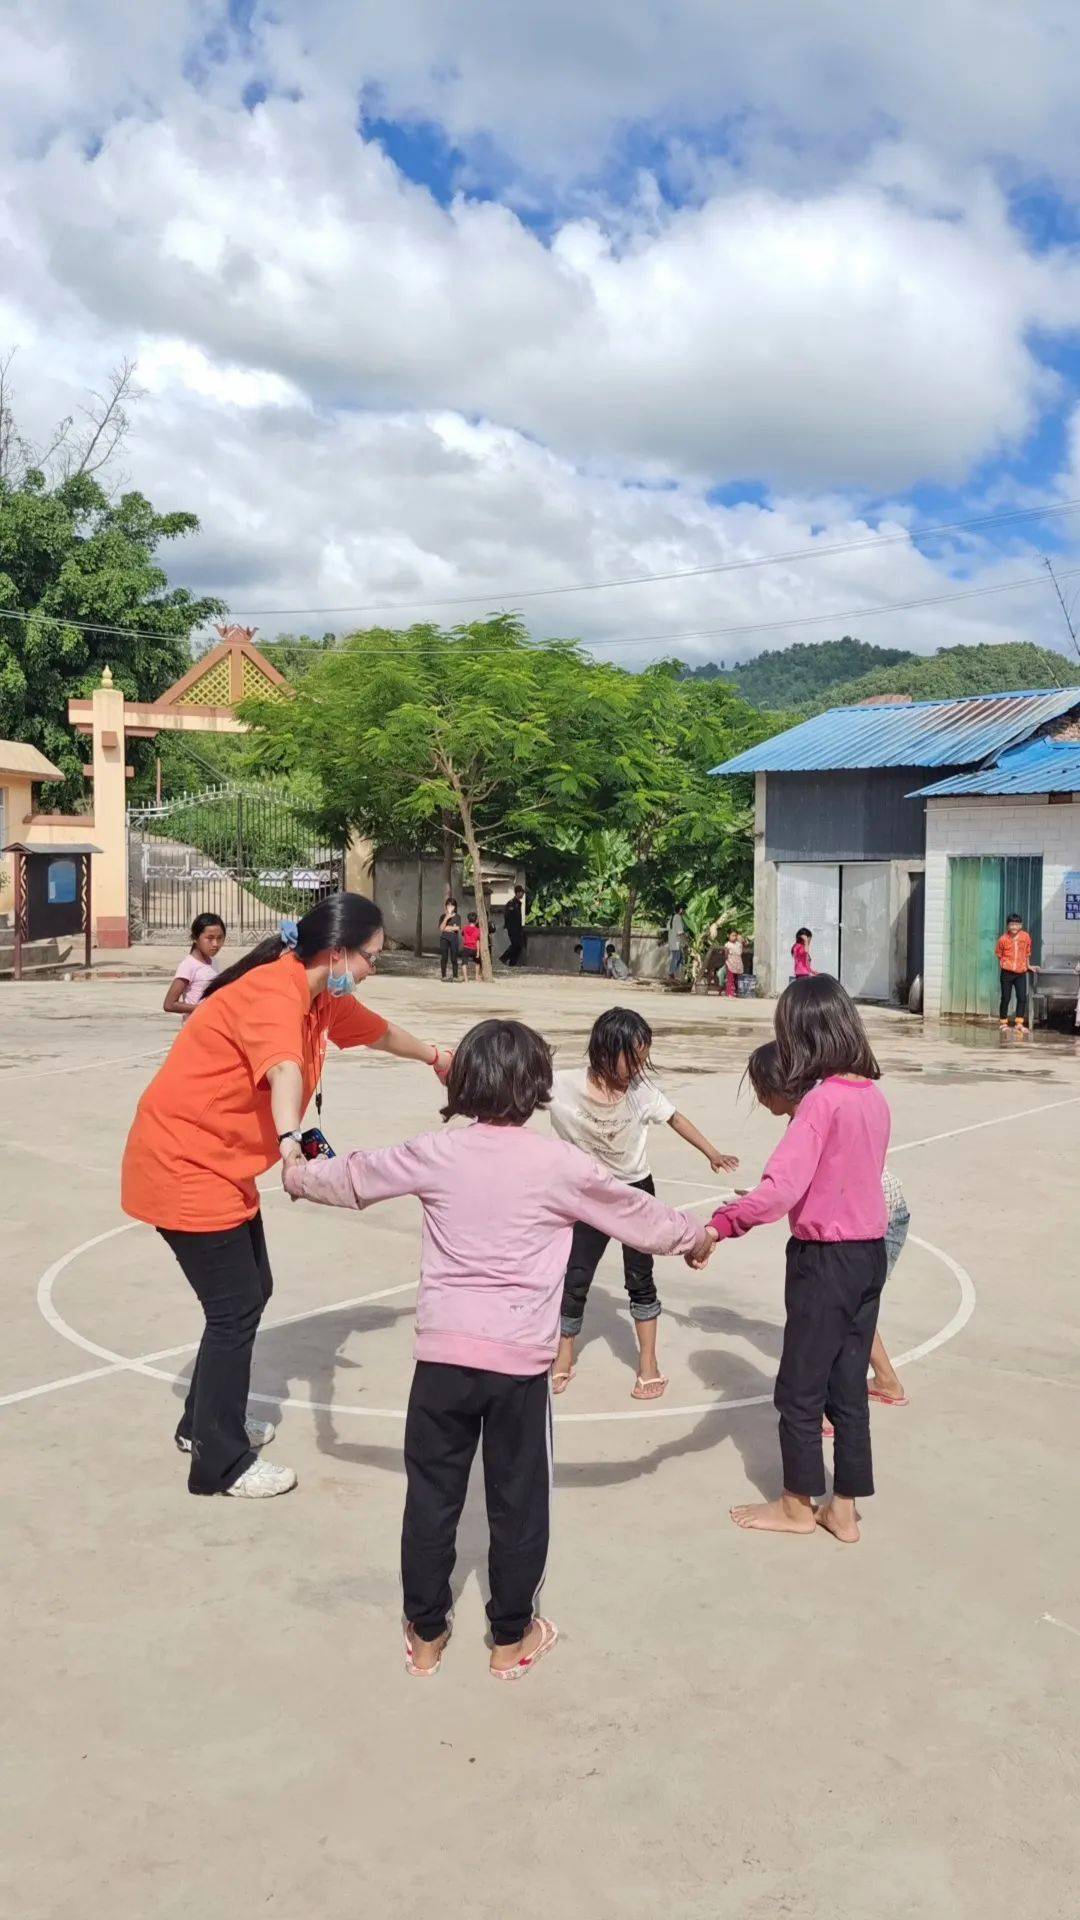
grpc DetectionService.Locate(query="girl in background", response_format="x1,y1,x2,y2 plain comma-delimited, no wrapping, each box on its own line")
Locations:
791,927,815,979
284,1019,710,1679
723,928,744,998
550,1006,738,1401
691,977,890,1543
163,912,226,1018
439,898,462,981
461,912,482,980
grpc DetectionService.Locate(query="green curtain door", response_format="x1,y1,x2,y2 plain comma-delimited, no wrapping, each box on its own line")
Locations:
945,856,1043,1018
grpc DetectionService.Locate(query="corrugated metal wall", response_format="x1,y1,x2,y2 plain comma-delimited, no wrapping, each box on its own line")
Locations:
765,767,959,861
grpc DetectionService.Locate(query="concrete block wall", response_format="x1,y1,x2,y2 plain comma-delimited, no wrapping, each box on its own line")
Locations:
924,796,1080,1017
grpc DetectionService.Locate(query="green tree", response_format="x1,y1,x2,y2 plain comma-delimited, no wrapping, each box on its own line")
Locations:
0,356,222,807
242,616,618,979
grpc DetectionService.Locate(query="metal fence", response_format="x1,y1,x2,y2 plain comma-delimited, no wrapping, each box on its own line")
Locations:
128,784,343,941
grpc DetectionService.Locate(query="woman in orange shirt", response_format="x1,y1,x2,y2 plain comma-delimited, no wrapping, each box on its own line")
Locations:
121,893,451,1500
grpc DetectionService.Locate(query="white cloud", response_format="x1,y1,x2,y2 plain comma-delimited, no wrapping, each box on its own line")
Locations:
2,1,1079,675
8,89,1074,492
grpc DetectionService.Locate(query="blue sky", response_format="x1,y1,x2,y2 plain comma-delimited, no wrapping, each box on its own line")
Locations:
4,0,1080,663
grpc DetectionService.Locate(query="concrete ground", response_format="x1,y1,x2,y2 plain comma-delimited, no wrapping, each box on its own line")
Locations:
2,969,1079,1920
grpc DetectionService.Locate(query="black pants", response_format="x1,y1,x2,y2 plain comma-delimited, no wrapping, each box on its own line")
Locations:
560,1175,659,1337
439,932,460,979
500,937,523,966
401,1362,551,1645
774,1237,887,1499
999,968,1028,1022
158,1214,273,1494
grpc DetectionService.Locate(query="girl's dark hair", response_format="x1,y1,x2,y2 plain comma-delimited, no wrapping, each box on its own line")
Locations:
774,974,881,1099
795,926,813,943
191,912,226,941
588,1006,653,1088
441,1019,552,1125
202,893,382,1000
467,912,478,923
745,1040,790,1104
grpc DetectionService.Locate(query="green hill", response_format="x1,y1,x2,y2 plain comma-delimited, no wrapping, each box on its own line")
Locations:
801,640,1078,713
683,636,912,708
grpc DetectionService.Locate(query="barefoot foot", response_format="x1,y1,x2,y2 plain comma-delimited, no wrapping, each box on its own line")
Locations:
729,1495,817,1534
815,1500,860,1544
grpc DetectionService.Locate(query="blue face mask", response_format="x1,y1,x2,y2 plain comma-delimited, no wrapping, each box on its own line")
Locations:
327,957,355,998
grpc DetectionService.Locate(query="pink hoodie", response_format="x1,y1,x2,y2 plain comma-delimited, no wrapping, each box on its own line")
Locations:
285,1123,708,1375
709,1078,890,1244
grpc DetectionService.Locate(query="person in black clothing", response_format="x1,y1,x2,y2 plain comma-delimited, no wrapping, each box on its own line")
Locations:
439,898,462,981
500,885,526,966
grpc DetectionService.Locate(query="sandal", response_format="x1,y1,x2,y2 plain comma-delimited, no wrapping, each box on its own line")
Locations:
868,1387,909,1407
631,1374,669,1401
551,1368,575,1395
403,1615,452,1678
490,1617,558,1682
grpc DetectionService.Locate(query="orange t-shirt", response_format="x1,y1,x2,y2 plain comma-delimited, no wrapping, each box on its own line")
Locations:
121,953,389,1231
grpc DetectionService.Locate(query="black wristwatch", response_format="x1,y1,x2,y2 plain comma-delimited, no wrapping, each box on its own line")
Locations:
278,1129,303,1148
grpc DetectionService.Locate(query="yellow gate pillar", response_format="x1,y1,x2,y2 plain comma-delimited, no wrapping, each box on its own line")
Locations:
90,667,130,948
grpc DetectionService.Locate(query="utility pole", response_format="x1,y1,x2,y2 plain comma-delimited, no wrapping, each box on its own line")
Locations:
1043,555,1080,666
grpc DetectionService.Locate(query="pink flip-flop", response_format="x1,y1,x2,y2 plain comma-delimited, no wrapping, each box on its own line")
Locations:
490,1617,558,1682
822,1417,834,1439
631,1374,669,1401
403,1615,452,1678
868,1388,909,1407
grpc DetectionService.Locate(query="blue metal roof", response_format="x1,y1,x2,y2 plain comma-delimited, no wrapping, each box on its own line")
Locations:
912,738,1080,797
711,687,1080,774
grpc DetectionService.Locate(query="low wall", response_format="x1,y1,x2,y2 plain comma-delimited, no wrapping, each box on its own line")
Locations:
523,926,669,979
373,854,525,951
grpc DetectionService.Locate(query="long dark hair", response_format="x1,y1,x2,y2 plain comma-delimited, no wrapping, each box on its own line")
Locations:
202,893,383,1000
745,1039,790,1105
774,974,880,1100
588,1006,653,1089
441,1019,553,1125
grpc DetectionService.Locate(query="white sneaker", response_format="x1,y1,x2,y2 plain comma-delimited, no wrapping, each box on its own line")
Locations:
176,1415,275,1455
223,1460,297,1498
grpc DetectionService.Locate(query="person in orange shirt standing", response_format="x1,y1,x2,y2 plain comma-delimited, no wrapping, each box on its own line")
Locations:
121,893,452,1500
996,911,1034,1033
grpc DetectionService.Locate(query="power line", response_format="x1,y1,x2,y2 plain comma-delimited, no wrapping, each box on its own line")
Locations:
3,559,1080,660
222,496,1080,617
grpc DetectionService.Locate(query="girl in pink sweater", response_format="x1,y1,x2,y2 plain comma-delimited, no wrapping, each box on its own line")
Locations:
692,975,890,1545
284,1017,710,1681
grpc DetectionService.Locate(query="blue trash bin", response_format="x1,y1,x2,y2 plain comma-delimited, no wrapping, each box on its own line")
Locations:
580,935,605,974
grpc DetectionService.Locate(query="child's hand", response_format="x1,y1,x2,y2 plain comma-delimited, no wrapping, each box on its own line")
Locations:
685,1225,719,1270
282,1155,305,1201
431,1045,454,1083
709,1151,739,1174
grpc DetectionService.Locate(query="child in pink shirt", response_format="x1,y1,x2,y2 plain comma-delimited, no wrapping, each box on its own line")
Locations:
284,1017,710,1682
693,975,890,1545
791,926,815,979
163,913,226,1018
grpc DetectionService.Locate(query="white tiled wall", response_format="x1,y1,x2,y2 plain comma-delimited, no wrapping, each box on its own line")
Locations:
924,796,1080,1016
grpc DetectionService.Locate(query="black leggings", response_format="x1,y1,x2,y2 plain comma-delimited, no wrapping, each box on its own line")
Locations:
158,1213,273,1494
999,969,1028,1022
402,1362,552,1645
440,932,460,979
773,1237,887,1499
560,1175,659,1337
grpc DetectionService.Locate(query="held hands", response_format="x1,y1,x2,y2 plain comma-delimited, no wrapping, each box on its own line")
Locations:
430,1045,455,1084
685,1225,720,1271
281,1147,305,1201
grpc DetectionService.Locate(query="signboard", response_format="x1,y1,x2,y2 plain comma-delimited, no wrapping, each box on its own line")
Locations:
1066,871,1080,922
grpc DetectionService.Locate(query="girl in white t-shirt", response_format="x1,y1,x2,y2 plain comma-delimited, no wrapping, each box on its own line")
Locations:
163,913,227,1019
549,1006,739,1399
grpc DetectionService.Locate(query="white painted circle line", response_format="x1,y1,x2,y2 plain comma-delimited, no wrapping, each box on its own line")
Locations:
30,1218,976,1425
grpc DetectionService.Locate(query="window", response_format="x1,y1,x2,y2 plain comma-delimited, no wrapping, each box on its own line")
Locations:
47,858,77,905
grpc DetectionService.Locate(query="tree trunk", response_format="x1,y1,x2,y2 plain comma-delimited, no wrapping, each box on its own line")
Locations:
441,816,454,900
414,854,424,957
621,885,637,966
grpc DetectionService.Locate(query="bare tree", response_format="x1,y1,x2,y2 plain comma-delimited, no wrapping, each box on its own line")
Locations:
0,349,141,489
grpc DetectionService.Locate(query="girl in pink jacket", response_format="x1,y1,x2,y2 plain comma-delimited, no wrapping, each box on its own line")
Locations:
284,1017,709,1683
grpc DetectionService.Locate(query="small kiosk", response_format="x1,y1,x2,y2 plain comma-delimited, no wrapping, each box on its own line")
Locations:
2,841,101,979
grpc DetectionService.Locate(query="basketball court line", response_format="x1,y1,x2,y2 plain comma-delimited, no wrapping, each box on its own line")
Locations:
9,1073,1079,1418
